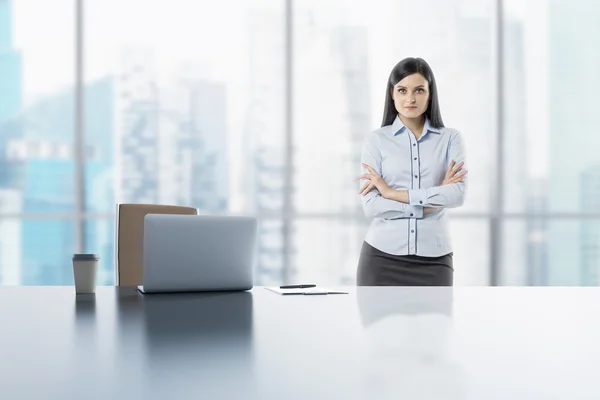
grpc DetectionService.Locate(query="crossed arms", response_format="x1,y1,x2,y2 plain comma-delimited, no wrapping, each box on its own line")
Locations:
357,132,467,219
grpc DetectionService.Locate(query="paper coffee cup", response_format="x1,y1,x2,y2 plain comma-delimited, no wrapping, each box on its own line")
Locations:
72,254,99,294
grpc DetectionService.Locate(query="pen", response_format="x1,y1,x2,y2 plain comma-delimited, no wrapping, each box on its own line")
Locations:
280,284,316,289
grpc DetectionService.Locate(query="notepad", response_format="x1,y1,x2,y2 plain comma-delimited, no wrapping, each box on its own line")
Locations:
264,287,348,295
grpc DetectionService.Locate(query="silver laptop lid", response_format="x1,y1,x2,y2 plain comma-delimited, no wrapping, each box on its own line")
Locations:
142,214,257,292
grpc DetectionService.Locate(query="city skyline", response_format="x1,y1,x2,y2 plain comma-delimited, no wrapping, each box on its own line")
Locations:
1,0,599,286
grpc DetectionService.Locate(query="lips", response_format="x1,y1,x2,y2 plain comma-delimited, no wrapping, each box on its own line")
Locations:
405,106,417,110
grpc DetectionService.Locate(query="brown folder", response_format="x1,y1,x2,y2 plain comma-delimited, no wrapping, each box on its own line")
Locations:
115,204,197,286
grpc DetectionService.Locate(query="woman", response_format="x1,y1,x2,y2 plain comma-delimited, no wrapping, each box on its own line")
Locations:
356,57,468,286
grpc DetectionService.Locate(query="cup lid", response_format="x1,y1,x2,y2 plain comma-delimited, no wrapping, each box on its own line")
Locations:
72,253,100,261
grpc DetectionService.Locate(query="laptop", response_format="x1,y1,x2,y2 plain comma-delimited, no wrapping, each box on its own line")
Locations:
138,214,257,294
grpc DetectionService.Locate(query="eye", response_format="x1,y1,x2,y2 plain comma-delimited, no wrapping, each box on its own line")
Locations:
416,88,425,93
397,88,406,93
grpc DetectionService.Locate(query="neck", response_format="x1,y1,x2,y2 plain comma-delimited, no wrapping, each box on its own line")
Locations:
399,114,426,138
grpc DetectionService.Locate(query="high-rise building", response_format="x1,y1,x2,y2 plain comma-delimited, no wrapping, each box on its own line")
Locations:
331,26,371,218
188,80,229,211
83,77,116,285
580,166,600,285
547,0,600,285
500,18,529,284
526,178,548,285
0,0,22,189
0,0,21,122
0,0,23,284
0,0,76,284
0,188,21,284
115,47,159,204
161,75,229,212
5,78,114,285
245,7,287,285
299,22,371,284
243,6,373,285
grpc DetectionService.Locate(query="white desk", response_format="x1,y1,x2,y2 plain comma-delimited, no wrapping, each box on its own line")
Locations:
0,286,599,399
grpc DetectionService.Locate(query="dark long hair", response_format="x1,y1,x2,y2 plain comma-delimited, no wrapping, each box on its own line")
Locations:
381,57,444,128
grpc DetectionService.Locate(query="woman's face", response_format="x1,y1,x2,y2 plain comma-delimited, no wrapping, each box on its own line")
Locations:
392,73,430,120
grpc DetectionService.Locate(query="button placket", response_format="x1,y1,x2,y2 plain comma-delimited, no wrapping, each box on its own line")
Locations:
409,133,419,254
412,137,420,190
409,219,417,254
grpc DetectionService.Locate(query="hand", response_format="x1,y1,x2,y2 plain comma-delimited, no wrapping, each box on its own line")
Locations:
356,163,393,198
442,160,467,185
424,207,435,213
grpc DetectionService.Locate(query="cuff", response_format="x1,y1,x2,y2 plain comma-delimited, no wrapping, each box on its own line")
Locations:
406,204,424,219
408,189,428,206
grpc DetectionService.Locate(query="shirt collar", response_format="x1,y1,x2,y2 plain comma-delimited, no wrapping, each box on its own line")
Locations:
391,115,441,136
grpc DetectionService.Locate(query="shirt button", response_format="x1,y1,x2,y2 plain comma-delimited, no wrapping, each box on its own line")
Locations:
414,175,418,178
413,143,416,147
410,213,414,217
411,230,415,233
414,157,417,160
419,200,423,204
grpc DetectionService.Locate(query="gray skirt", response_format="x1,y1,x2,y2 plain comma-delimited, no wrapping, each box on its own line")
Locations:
357,241,453,286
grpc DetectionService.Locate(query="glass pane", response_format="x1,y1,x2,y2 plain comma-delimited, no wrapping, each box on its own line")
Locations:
293,0,494,214
85,0,283,214
84,218,114,285
502,219,600,286
503,0,600,212
0,0,75,212
0,215,21,285
255,218,285,286
84,77,114,213
0,217,76,285
292,218,369,285
448,219,490,286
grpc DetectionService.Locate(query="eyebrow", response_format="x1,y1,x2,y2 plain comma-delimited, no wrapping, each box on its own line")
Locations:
396,85,426,89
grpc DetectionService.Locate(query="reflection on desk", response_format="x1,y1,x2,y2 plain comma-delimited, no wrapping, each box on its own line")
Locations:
142,291,255,397
356,287,465,399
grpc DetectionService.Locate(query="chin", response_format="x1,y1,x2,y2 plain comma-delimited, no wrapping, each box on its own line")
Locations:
400,111,424,119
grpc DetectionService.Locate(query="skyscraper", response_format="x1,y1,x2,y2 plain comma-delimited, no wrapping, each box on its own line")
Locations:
0,188,21,284
580,166,600,285
162,75,229,212
5,78,113,285
115,47,159,204
0,0,20,120
501,18,529,284
83,77,116,285
526,178,548,285
245,7,286,285
0,0,22,189
547,0,600,285
301,23,371,284
0,0,23,284
187,80,229,212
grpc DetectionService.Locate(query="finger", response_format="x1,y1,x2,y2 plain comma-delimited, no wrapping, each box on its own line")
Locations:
451,161,465,174
454,170,468,179
362,163,378,176
451,171,468,182
361,183,375,196
447,162,464,179
359,183,369,193
354,174,372,182
448,162,463,178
